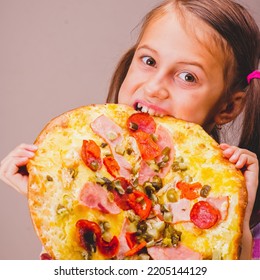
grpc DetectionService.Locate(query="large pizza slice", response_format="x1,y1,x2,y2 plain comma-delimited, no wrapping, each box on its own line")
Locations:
27,104,247,260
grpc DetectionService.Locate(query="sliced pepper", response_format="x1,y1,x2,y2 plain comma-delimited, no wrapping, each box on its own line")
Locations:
81,139,102,171
103,156,120,177
76,219,119,258
124,241,147,257
127,190,152,220
127,112,156,134
125,232,137,249
132,131,161,160
176,181,202,200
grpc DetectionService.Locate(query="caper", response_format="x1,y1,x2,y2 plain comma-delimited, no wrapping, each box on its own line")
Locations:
113,179,125,195
200,185,211,198
144,182,155,197
166,188,178,202
126,185,133,194
158,161,167,169
171,161,180,172
126,148,133,155
129,122,138,131
162,146,171,156
46,175,53,181
68,167,78,179
137,221,148,233
179,162,187,171
90,160,99,171
100,142,108,148
162,155,169,163
143,232,154,242
152,175,163,190
151,134,158,142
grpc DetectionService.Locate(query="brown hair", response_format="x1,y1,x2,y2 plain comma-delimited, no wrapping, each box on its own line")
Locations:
106,0,260,227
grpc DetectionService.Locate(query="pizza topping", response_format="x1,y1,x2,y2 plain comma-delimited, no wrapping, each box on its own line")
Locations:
98,235,120,258
76,219,119,258
132,131,161,160
176,181,202,200
190,201,220,229
127,190,152,220
206,196,229,221
127,112,156,134
124,241,147,257
166,188,178,202
79,182,121,214
200,185,211,198
103,156,120,177
91,115,132,179
81,139,102,171
147,243,202,260
171,156,188,172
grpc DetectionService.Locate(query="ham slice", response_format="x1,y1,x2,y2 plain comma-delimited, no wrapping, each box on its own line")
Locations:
147,243,202,260
155,196,229,224
206,196,229,221
91,115,132,179
79,182,121,214
117,218,131,260
167,198,191,223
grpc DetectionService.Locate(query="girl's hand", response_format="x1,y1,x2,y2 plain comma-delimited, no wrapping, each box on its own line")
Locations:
0,144,38,196
219,143,259,259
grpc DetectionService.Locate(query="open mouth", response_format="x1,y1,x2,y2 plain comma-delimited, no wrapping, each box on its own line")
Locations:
134,102,165,117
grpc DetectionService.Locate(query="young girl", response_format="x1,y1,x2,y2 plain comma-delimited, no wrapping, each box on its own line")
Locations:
0,0,259,259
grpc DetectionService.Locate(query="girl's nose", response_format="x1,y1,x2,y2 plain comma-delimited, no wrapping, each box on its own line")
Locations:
143,77,169,100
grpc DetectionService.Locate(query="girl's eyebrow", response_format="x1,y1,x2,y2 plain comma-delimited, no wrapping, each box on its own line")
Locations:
136,44,157,54
137,44,206,72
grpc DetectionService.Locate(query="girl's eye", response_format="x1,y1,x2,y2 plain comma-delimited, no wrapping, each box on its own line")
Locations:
142,56,156,67
178,72,196,83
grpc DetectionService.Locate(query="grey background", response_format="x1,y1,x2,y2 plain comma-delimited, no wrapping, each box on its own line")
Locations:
0,0,259,259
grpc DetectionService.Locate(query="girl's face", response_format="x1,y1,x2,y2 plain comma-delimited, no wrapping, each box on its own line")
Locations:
118,12,226,131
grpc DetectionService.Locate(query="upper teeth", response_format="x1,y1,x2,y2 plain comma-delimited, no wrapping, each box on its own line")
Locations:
136,103,164,117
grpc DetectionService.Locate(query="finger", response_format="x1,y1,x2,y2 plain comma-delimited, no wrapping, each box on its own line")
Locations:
0,157,29,195
8,144,37,157
219,143,230,150
235,154,247,169
0,156,28,188
229,148,242,163
1,156,29,175
221,146,237,158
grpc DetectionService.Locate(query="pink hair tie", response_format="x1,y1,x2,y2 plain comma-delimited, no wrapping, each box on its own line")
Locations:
247,70,260,84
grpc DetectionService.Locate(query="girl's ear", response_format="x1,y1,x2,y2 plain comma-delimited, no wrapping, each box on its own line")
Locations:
214,91,246,125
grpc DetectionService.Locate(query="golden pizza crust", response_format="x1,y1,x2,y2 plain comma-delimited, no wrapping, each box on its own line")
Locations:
27,104,247,260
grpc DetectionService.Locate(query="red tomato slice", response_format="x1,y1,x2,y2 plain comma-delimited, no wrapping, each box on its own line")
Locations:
103,156,120,177
176,181,202,200
81,140,102,171
76,219,119,258
132,131,161,160
111,178,132,210
125,232,137,249
127,112,156,134
127,190,152,220
124,241,147,257
190,201,220,229
98,236,119,258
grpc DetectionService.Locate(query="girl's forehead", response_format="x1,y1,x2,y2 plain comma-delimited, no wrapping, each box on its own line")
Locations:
140,8,230,62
